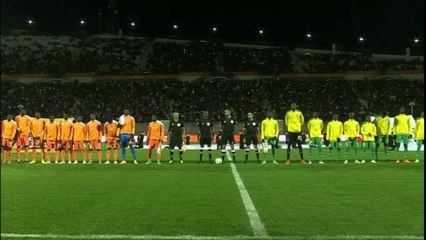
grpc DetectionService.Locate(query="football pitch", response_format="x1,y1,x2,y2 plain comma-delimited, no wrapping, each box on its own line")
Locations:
1,147,424,240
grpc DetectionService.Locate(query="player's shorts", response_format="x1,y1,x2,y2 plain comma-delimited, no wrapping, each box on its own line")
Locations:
309,137,322,147
264,137,277,146
346,139,358,148
221,133,235,145
199,137,212,148
89,140,100,150
287,132,302,145
32,137,44,148
2,138,13,149
375,135,389,144
119,134,132,147
245,134,259,146
17,135,29,147
46,140,56,150
169,136,183,149
59,140,72,149
73,141,84,150
106,139,118,149
149,140,161,149
363,141,375,148
329,141,341,149
417,139,424,145
395,134,410,144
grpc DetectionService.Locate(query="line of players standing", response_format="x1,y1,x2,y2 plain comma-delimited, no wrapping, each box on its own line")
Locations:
2,104,424,164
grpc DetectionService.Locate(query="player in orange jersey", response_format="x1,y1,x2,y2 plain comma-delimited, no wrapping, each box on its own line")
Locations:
87,114,103,164
71,116,87,164
58,113,73,164
15,109,31,163
44,115,60,163
103,117,119,164
145,115,164,165
29,112,46,164
2,114,17,164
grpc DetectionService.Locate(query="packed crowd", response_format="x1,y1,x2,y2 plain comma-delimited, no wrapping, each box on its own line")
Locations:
1,78,423,124
1,35,147,75
1,35,423,75
144,41,219,74
298,53,376,73
222,47,294,73
377,58,424,71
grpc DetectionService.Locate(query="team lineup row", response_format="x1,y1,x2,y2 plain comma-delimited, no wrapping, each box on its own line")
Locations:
1,104,424,165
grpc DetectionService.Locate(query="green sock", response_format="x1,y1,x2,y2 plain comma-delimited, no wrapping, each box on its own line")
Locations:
384,145,389,159
404,144,408,158
395,143,400,158
416,143,421,159
354,146,358,160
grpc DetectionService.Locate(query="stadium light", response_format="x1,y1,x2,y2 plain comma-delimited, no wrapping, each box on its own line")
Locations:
358,36,365,42
258,29,264,35
306,33,312,39
80,19,86,25
130,22,136,27
173,24,178,29
414,38,420,43
27,19,33,25
212,27,217,32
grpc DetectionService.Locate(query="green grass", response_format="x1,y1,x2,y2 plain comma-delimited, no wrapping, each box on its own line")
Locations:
1,146,424,239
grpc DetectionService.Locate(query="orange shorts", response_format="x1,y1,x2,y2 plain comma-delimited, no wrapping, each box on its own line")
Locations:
59,140,72,149
2,138,13,148
32,138,44,148
46,140,57,150
89,140,100,150
148,140,161,149
17,136,29,147
73,141,85,150
106,139,118,148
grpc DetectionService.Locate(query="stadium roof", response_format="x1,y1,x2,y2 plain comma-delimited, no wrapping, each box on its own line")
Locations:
1,0,424,52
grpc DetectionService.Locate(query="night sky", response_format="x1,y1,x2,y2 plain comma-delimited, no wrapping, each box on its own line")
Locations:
1,0,424,51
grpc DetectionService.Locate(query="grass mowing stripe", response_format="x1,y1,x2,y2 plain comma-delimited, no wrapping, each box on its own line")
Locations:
1,233,424,240
226,150,268,237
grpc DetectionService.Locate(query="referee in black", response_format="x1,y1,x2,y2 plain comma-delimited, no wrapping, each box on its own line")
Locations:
243,112,260,163
197,111,214,163
220,109,237,163
168,112,185,164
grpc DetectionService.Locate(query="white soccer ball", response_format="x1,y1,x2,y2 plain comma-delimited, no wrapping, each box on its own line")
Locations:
119,115,125,125
215,158,223,164
262,142,269,153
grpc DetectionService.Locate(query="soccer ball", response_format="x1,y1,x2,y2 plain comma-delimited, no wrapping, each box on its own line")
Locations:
119,115,125,125
262,142,269,153
215,158,223,164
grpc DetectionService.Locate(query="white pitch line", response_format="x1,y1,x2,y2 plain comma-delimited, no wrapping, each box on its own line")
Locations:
226,150,268,237
1,233,424,240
